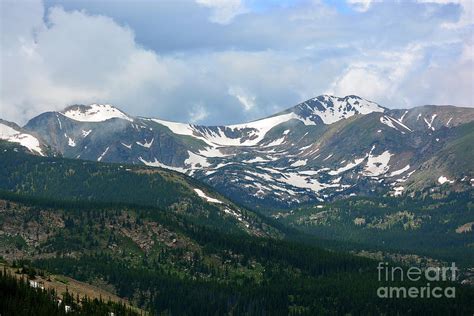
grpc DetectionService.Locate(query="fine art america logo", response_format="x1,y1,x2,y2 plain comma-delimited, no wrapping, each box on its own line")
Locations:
377,262,458,299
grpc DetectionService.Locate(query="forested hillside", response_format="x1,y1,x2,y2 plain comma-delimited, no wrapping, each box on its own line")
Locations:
0,142,473,314
2,194,474,314
0,268,139,316
278,193,474,265
0,140,277,238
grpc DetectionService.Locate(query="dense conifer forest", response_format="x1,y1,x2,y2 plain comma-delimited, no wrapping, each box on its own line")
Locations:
0,268,139,315
0,143,473,314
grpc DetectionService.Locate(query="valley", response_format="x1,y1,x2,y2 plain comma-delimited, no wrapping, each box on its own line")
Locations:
1,95,473,314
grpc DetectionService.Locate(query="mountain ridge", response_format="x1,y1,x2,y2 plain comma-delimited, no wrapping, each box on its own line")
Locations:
3,94,473,209
0,119,50,156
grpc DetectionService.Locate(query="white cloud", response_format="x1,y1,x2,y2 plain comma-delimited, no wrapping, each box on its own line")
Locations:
0,1,187,124
346,0,374,12
417,0,473,28
189,104,209,123
328,67,390,101
327,44,423,103
0,0,472,127
195,0,246,24
0,1,329,125
327,41,472,108
399,40,474,107
228,86,256,111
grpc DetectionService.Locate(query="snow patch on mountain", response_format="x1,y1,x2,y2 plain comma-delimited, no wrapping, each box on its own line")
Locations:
154,112,299,147
424,114,437,131
290,159,307,167
198,147,227,157
388,165,410,177
223,208,250,228
400,110,408,122
56,115,63,130
194,188,223,204
362,149,392,177
151,118,195,136
0,122,44,155
67,137,76,147
395,170,416,183
298,169,329,176
185,151,210,168
380,116,399,131
301,95,384,125
225,112,300,146
328,157,365,175
266,137,286,147
323,154,333,161
97,146,110,161
152,119,230,147
138,157,187,173
152,95,386,150
243,157,269,163
380,115,412,133
246,170,275,182
438,176,454,184
280,172,340,193
446,117,453,126
62,104,133,122
392,186,404,196
136,138,154,148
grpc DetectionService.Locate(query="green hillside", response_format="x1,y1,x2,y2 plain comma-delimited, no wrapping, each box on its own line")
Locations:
0,141,474,314
0,141,277,237
0,268,139,316
280,193,474,265
2,194,474,314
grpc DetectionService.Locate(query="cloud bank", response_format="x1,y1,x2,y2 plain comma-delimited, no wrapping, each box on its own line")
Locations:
1,0,472,125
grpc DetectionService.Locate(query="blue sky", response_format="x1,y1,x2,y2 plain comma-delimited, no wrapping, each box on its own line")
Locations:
1,0,473,125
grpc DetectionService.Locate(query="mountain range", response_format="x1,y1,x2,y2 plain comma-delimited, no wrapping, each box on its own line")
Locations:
2,95,473,209
1,95,474,314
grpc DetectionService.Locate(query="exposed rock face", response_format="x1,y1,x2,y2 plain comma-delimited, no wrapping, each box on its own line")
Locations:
16,95,474,209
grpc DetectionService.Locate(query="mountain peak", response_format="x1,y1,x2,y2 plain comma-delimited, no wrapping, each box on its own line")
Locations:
61,104,133,123
311,95,384,112
290,94,384,124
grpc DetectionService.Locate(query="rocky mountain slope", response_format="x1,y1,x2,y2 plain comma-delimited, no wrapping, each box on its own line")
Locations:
1,101,474,314
0,119,49,156
10,95,474,209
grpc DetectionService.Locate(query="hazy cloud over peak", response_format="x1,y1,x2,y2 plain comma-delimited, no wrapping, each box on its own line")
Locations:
1,0,472,125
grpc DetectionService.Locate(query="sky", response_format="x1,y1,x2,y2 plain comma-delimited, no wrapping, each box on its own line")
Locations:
1,0,473,125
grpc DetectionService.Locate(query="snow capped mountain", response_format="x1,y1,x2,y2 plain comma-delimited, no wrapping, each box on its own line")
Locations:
284,95,385,125
61,104,133,122
17,95,474,209
0,119,46,156
152,112,300,147
151,95,385,148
